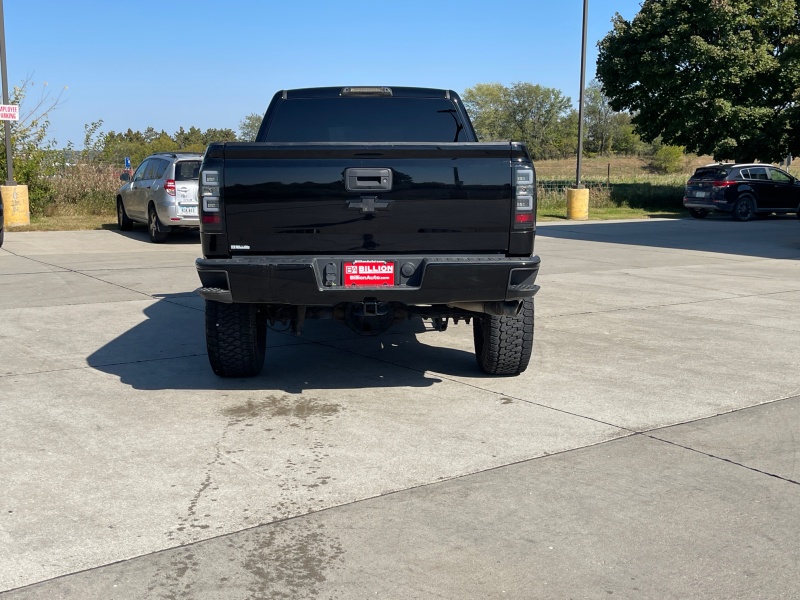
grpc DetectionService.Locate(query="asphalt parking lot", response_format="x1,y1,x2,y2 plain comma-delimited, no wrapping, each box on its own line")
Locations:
1,218,798,599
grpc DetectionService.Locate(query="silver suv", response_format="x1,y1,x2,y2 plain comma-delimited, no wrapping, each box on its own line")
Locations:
117,152,202,242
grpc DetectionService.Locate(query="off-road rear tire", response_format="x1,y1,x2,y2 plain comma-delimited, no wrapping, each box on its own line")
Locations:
473,298,534,376
205,300,267,377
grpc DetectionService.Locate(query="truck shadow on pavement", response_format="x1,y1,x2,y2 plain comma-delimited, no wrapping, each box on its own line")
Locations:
108,225,200,246
104,227,201,245
537,217,800,259
86,294,487,392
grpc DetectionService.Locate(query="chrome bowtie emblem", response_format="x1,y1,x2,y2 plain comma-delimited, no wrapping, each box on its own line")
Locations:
347,196,392,213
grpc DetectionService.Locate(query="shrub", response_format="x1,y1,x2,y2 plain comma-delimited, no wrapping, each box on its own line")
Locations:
649,145,685,173
45,163,119,216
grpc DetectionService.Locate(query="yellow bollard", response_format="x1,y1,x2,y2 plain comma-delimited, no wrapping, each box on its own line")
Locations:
566,187,589,220
1,184,30,227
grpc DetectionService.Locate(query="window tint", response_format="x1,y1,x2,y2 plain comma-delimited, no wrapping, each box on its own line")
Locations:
132,159,151,182
748,167,768,180
175,160,201,181
264,98,470,142
143,160,160,180
692,167,729,180
152,159,169,179
769,168,792,183
154,159,170,179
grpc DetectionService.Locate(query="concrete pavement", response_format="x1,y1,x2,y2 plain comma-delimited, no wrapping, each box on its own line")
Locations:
0,219,798,599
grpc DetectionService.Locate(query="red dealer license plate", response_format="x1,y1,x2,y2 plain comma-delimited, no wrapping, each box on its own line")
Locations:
343,260,395,287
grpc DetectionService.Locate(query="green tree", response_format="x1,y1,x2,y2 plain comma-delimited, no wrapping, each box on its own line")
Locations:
650,144,686,173
149,131,180,154
584,80,617,155
597,0,800,163
462,83,515,141
462,82,573,160
174,126,205,152
608,115,645,156
551,109,580,159
238,113,262,142
98,129,150,167
202,128,237,145
0,77,66,213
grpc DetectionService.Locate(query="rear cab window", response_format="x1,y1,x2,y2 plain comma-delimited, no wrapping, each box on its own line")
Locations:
262,97,472,142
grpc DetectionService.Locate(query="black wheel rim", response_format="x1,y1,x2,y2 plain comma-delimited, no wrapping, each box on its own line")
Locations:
738,200,753,219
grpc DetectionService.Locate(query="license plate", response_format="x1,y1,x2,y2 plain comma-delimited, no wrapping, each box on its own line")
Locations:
693,191,708,198
343,260,395,287
180,206,197,215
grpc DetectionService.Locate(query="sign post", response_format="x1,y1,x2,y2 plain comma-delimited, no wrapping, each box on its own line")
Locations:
0,0,29,228
567,0,590,220
0,0,14,185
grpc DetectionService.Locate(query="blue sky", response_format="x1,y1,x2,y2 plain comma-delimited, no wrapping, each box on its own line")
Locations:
4,0,643,150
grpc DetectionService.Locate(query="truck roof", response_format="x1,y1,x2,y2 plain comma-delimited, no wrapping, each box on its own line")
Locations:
279,87,456,99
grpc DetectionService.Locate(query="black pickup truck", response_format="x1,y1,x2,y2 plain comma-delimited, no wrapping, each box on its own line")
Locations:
195,86,541,377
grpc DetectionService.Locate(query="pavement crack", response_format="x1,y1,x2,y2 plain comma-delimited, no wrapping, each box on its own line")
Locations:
645,435,799,486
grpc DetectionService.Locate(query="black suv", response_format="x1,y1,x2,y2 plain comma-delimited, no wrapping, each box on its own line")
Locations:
684,163,800,221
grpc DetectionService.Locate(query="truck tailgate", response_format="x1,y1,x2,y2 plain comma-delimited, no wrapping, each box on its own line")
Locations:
221,143,521,255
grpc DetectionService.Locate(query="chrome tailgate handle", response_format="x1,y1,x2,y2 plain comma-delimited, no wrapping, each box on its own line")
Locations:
345,168,393,192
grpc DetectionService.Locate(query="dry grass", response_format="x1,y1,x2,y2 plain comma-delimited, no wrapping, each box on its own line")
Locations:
8,215,115,232
45,163,119,217
536,154,714,181
534,154,719,220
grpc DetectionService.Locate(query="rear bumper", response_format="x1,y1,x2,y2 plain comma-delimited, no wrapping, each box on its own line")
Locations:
683,198,732,212
196,254,541,305
157,202,200,227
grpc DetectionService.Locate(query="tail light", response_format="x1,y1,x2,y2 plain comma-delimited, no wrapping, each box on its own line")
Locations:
200,170,222,228
164,179,176,196
713,180,737,189
514,166,535,229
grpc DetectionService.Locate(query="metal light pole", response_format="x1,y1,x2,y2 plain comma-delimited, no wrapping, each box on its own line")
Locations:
0,0,28,230
575,0,588,189
566,0,590,219
0,0,14,185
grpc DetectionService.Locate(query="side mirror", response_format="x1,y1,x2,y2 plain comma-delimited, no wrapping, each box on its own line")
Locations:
119,172,130,182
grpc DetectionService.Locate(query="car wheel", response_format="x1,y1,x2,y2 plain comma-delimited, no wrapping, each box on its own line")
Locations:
205,300,267,377
473,298,534,376
148,206,169,243
117,198,133,231
688,208,709,219
731,196,756,221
